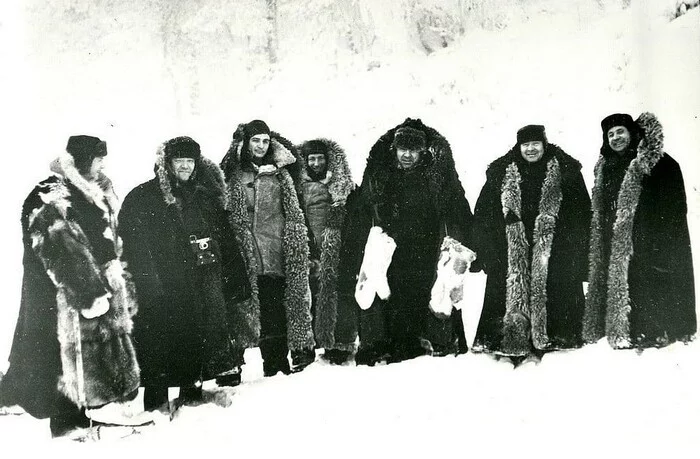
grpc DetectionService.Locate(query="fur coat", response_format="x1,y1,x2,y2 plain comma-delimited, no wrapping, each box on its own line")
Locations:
334,118,473,354
472,144,591,356
583,112,696,348
220,128,315,351
0,154,139,418
298,138,356,349
119,146,249,387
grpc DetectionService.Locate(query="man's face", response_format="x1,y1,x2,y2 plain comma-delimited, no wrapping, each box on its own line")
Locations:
396,148,422,170
307,153,327,176
520,141,545,163
85,156,105,181
170,157,196,183
249,134,271,159
607,125,631,153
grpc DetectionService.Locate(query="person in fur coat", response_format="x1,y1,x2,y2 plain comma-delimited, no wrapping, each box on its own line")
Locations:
333,118,474,365
220,120,315,376
0,136,140,437
119,136,250,411
297,139,356,364
471,125,591,360
583,112,696,349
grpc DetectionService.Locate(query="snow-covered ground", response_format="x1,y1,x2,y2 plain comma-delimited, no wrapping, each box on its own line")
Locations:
1,0,699,455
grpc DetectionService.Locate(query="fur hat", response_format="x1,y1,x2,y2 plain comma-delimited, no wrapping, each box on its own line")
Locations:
516,125,547,145
393,126,427,151
164,136,201,161
244,120,271,138
66,135,107,174
301,140,328,159
601,113,636,134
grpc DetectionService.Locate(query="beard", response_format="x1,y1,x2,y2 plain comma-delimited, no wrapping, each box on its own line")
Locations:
307,167,327,182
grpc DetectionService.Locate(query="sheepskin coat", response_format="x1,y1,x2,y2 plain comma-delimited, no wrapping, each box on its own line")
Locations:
220,128,315,351
0,154,139,418
472,144,591,356
119,147,249,387
583,112,696,348
334,118,473,354
298,138,356,349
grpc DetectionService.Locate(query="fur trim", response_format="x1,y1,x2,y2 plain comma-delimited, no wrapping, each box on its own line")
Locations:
155,143,230,210
222,130,314,351
500,156,563,354
48,152,122,255
56,280,140,408
299,138,355,205
584,112,665,348
362,118,459,224
298,138,355,348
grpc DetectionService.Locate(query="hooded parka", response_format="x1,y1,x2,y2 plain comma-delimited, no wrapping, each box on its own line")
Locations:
333,118,474,361
119,140,249,389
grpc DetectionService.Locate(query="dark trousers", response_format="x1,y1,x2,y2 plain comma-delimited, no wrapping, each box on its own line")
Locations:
258,276,290,375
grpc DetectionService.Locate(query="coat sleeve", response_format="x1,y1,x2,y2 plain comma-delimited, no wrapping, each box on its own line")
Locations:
118,189,164,299
28,201,109,309
560,168,592,281
442,168,474,249
471,169,505,274
646,156,692,274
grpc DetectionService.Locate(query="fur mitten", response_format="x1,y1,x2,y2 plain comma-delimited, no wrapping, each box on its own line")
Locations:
355,226,396,310
429,237,476,317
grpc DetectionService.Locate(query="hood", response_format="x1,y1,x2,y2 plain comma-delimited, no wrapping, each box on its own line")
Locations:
155,141,229,210
360,118,458,212
634,112,664,169
298,138,355,203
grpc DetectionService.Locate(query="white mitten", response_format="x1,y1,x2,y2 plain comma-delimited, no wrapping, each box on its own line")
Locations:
430,237,477,316
430,249,452,317
81,294,111,319
355,226,397,310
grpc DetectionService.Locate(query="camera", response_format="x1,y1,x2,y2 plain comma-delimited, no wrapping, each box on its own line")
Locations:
189,235,218,266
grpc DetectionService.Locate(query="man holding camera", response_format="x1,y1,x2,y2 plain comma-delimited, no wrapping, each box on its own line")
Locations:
119,136,250,412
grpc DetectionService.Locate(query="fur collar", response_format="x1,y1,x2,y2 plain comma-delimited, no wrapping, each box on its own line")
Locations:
583,112,664,348
154,142,229,210
500,156,563,355
49,153,119,217
298,138,355,204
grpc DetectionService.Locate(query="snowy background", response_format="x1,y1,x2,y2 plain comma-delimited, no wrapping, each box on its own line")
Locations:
1,0,699,455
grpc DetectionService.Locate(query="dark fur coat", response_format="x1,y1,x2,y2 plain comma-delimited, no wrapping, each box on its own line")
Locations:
583,112,696,348
334,118,473,354
472,144,591,356
220,127,315,351
298,138,356,349
119,145,250,387
0,154,139,418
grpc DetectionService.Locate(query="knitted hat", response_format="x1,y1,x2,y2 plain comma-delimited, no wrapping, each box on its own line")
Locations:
393,126,427,151
244,119,271,138
164,136,201,161
516,125,547,145
301,140,328,159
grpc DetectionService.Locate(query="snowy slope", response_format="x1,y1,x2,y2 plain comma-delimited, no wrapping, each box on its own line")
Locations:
1,1,699,454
